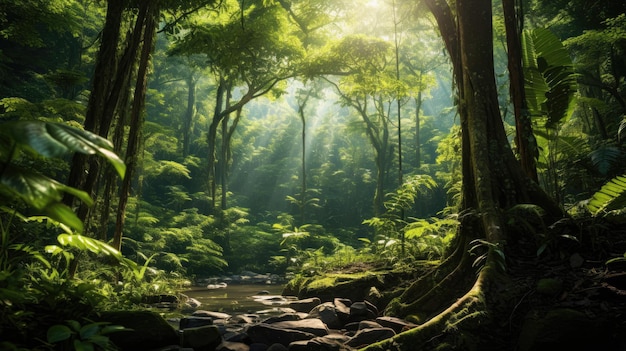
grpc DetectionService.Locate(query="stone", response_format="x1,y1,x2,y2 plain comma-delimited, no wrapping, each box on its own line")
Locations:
261,313,302,324
345,328,396,348
348,302,377,322
180,316,213,329
246,323,316,347
375,316,418,333
270,318,329,336
193,310,232,319
333,299,351,323
180,325,223,351
230,314,256,324
96,311,179,350
266,343,288,351
307,302,343,329
289,297,321,313
289,336,347,351
357,320,382,330
216,341,250,351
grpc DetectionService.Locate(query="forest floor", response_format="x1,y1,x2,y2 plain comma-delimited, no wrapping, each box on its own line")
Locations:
291,217,626,350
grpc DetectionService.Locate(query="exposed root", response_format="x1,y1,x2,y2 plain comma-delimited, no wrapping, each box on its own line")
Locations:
361,262,495,351
385,234,478,320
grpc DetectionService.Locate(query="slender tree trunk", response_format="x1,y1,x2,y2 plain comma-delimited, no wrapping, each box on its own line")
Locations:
113,1,157,251
297,93,311,225
207,77,226,210
414,92,422,167
220,87,232,210
503,0,538,182
183,72,197,157
64,0,123,220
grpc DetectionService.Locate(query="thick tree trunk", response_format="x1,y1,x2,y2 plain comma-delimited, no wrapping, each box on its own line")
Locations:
367,0,564,349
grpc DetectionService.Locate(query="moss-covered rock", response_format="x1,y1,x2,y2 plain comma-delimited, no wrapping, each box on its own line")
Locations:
95,310,179,350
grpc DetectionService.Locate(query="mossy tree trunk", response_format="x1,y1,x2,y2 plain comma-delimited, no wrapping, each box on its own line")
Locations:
363,0,563,349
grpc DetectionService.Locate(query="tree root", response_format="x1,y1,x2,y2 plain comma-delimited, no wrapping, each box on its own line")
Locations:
362,262,494,351
385,234,478,320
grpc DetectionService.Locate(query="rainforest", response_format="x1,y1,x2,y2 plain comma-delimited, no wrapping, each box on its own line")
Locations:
1,0,626,350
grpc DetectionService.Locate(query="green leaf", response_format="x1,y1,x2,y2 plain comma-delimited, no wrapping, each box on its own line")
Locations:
522,27,577,128
0,120,125,178
47,325,73,343
588,175,626,215
79,323,104,339
74,339,94,351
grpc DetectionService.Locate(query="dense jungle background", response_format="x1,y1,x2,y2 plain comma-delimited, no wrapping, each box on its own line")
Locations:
1,0,626,350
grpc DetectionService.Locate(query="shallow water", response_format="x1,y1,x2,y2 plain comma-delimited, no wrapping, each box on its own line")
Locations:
183,284,287,313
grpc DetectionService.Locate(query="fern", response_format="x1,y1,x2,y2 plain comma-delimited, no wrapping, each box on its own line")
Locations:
588,174,626,215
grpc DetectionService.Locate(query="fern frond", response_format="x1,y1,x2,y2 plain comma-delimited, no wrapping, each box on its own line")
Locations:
588,174,626,215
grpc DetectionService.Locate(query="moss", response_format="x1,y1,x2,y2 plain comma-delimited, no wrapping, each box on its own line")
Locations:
307,276,337,289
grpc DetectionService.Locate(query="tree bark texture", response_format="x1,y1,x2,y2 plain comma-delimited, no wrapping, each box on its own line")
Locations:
113,1,158,251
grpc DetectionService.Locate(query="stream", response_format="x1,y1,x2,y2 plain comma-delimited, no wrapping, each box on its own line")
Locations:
183,284,288,314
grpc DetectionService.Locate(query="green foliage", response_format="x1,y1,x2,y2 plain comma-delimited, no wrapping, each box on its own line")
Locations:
0,120,125,232
587,174,626,216
522,27,577,129
47,320,129,351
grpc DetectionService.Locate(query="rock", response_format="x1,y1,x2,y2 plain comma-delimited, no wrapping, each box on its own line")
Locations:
217,341,250,351
266,343,288,351
96,311,179,350
333,298,351,323
307,302,342,330
180,316,213,329
270,318,329,336
345,327,396,348
246,323,316,346
375,316,418,333
180,325,222,351
193,310,232,319
289,297,321,313
230,314,256,324
289,336,348,351
357,320,383,330
348,301,377,322
262,313,302,324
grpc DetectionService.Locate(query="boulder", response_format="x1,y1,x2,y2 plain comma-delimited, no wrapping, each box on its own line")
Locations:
307,302,343,329
96,311,179,350
345,327,396,348
180,325,222,351
216,341,250,351
289,297,321,313
193,310,232,319
261,313,302,324
180,316,213,329
270,318,329,336
375,316,418,333
246,323,316,346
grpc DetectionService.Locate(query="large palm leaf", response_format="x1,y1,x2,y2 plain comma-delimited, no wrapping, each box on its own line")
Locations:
588,174,626,215
522,27,578,128
0,120,125,232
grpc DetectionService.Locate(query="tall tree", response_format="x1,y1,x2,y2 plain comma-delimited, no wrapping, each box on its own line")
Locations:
112,0,159,251
364,0,563,348
503,0,539,181
170,0,304,210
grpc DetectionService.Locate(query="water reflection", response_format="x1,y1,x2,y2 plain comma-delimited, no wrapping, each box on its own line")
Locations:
184,284,288,313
